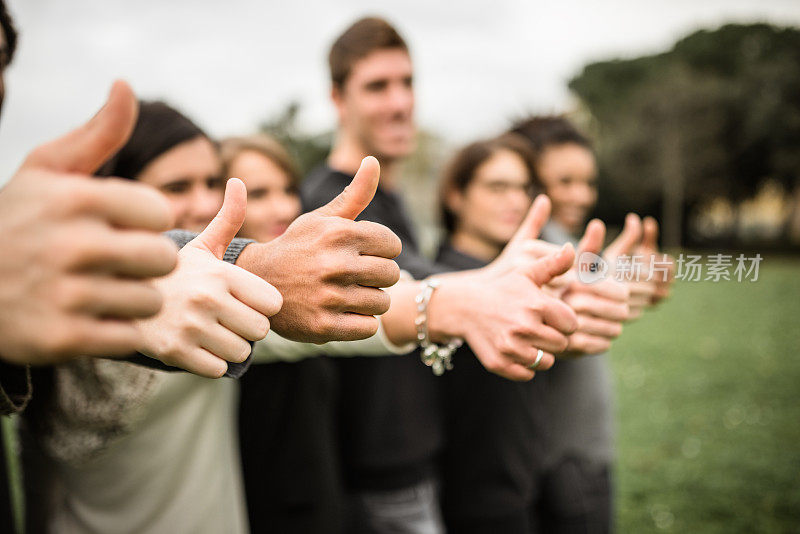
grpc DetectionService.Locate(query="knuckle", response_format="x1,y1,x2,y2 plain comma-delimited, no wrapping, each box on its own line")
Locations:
358,316,380,338
360,289,390,316
527,296,545,315
538,354,555,371
317,285,345,309
233,341,252,363
140,286,164,316
374,290,391,315
43,325,73,355
388,233,402,257
56,231,97,269
508,321,533,340
318,254,349,282
266,287,283,316
496,332,518,358
559,307,579,334
565,293,588,313
483,357,504,375
208,260,230,278
387,260,401,285
315,313,338,338
52,278,86,311
159,340,183,364
323,218,353,242
366,259,400,288
209,363,228,379
61,183,100,216
610,322,623,338
188,288,219,311
45,322,90,357
182,315,207,338
252,316,270,340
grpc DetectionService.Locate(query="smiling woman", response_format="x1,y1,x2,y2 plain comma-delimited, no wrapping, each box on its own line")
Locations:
438,133,538,262
98,101,225,233
21,101,255,534
219,135,302,242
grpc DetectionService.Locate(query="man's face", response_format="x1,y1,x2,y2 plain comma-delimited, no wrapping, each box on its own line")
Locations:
333,48,415,162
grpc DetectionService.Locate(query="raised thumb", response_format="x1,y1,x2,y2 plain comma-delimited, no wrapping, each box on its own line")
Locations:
527,242,576,287
577,219,606,256
24,80,138,174
314,156,379,220
639,216,659,253
507,194,551,248
190,178,247,259
604,213,642,261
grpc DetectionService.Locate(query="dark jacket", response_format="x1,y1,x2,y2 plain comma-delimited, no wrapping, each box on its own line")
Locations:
436,242,549,533
302,165,447,492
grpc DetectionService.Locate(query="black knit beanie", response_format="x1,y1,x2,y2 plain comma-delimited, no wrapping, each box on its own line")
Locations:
97,101,207,179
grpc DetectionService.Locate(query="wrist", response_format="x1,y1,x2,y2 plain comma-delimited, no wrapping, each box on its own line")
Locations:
415,278,463,375
426,274,472,343
235,241,281,289
234,240,263,271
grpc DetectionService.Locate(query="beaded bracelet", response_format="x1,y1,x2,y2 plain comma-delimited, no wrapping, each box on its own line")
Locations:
415,278,463,375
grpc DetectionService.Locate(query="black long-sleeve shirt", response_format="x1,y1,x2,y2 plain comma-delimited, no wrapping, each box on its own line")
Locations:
436,242,549,532
302,165,445,491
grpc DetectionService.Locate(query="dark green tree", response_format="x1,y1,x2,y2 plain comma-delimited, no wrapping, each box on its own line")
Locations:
569,23,800,247
258,101,332,178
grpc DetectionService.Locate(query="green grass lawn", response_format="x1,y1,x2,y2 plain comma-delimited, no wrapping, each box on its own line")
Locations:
611,256,800,533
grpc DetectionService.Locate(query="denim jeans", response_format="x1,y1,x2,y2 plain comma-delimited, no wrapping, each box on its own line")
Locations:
349,477,444,534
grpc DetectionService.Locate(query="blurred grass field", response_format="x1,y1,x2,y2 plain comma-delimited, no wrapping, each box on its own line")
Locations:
610,255,800,533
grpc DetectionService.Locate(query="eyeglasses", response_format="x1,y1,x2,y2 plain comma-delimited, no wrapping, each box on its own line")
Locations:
473,180,536,197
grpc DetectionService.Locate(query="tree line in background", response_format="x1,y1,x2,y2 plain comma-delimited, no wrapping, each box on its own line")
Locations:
570,23,800,249
261,23,800,250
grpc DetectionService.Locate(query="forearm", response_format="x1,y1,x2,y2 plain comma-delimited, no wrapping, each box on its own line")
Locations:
252,324,413,364
380,271,476,346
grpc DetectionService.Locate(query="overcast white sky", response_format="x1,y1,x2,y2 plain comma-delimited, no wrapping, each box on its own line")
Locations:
1,0,799,182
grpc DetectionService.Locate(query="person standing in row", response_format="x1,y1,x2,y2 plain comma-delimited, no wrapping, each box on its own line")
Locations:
303,18,640,534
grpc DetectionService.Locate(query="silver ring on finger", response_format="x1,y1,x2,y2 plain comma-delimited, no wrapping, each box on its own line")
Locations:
528,349,544,370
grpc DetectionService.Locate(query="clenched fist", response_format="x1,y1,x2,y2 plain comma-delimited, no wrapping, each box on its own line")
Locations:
0,81,178,365
236,156,401,343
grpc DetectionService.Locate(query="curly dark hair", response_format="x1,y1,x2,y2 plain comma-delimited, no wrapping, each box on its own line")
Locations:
509,115,592,156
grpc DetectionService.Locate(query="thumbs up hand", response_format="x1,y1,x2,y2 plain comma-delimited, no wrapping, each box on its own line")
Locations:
635,216,674,306
417,196,577,381
136,179,282,378
0,81,179,365
560,219,629,356
603,213,658,320
236,156,402,343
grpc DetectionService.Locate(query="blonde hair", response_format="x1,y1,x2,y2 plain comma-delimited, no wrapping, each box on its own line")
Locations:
219,134,299,187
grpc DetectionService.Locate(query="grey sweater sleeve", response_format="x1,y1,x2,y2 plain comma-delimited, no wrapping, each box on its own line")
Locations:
164,230,254,264
146,230,257,379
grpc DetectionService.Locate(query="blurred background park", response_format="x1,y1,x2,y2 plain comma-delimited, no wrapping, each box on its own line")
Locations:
1,1,799,531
